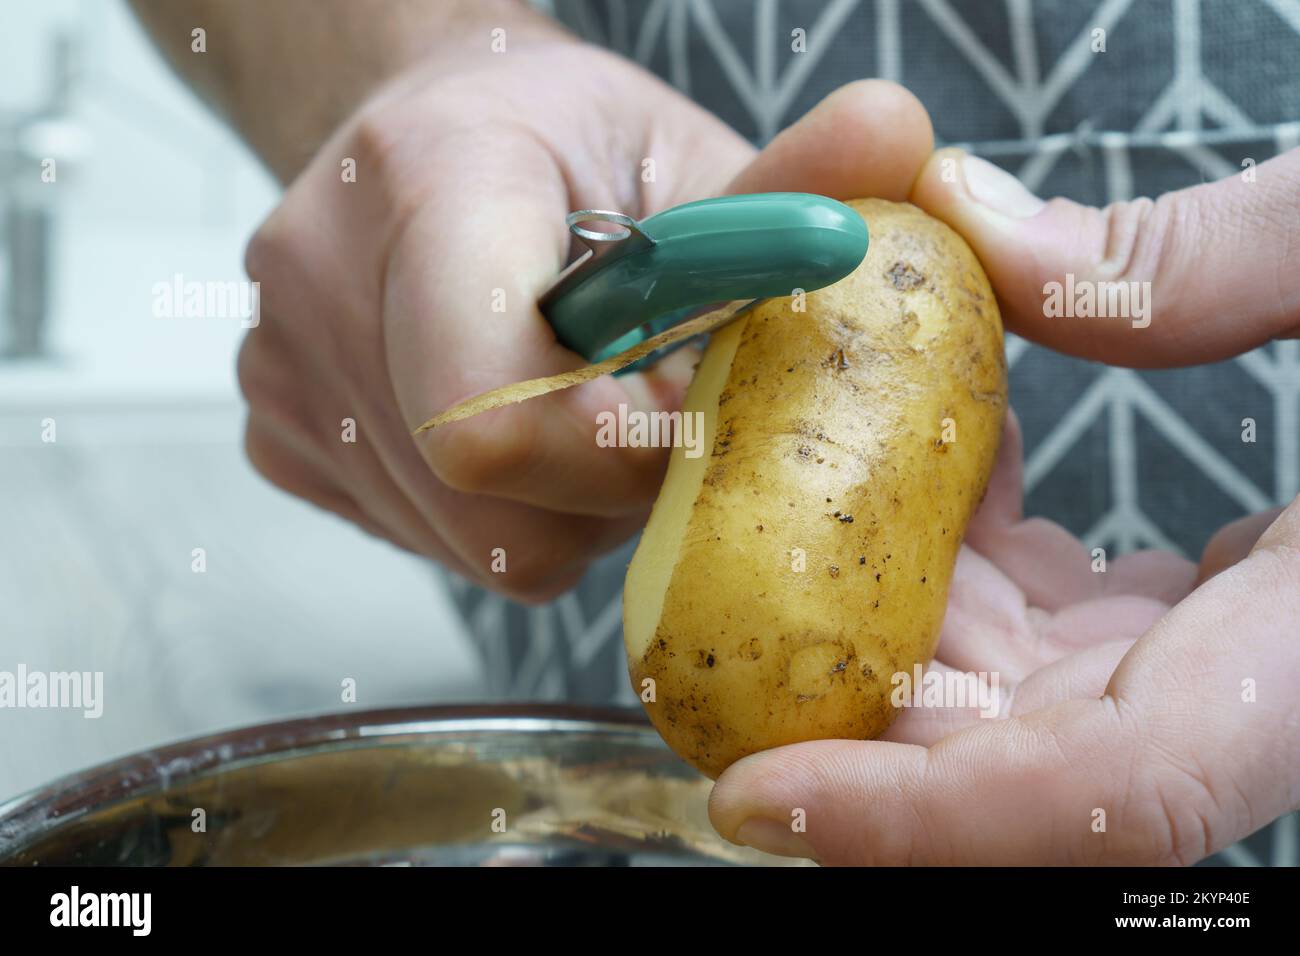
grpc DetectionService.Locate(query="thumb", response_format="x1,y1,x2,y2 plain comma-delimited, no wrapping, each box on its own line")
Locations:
910,146,1300,367
725,79,933,201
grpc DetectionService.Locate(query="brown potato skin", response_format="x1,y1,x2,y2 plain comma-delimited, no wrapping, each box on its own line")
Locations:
626,199,1007,779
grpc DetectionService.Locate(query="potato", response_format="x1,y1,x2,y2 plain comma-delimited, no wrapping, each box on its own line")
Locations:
623,198,1007,779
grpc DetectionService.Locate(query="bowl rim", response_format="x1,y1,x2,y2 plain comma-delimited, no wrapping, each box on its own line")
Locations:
0,702,655,856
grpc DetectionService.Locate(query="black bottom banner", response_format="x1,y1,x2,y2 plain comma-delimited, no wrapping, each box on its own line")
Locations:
0,864,1283,941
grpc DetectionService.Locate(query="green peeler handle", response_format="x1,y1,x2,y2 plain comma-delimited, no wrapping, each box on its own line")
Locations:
540,193,869,362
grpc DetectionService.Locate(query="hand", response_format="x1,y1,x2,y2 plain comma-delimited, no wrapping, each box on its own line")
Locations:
709,144,1300,865
906,144,1300,366
237,41,932,601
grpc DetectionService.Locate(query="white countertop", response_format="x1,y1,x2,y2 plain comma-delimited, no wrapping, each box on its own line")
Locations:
0,399,485,802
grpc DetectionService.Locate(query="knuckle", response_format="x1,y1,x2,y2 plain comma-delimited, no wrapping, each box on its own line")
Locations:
235,335,269,406
1098,698,1214,865
425,415,539,494
242,420,280,485
351,105,405,175
1121,749,1223,866
484,533,587,603
494,558,581,604
348,103,428,220
243,215,291,284
1093,196,1161,284
1149,777,1218,866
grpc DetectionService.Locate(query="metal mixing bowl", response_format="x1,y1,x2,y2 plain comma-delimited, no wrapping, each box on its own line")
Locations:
0,704,786,866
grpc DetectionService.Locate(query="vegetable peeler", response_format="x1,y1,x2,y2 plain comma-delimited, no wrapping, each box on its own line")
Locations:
538,193,869,366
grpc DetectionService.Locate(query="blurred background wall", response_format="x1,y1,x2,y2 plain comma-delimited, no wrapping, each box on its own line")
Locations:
0,0,482,801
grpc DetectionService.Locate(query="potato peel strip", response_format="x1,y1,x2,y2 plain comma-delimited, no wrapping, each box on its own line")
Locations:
411,300,753,435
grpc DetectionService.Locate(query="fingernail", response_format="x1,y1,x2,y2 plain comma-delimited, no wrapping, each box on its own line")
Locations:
735,818,816,859
963,154,1045,218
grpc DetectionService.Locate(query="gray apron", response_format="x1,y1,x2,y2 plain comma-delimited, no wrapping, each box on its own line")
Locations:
447,0,1300,867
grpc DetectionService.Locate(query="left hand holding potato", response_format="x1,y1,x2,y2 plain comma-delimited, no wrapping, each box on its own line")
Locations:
710,144,1300,865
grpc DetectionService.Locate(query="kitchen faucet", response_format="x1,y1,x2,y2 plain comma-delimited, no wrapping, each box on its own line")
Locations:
1,31,87,359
